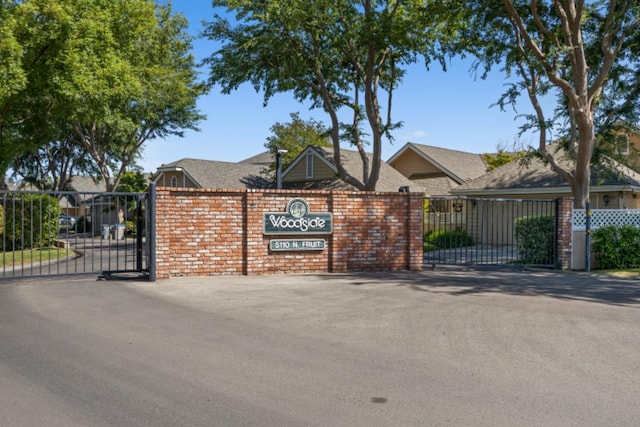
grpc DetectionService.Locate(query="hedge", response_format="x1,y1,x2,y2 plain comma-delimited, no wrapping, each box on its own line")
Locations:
514,215,555,265
424,229,474,251
3,194,61,251
592,225,640,269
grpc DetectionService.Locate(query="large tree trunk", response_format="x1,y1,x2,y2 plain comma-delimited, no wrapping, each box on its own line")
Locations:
572,115,596,209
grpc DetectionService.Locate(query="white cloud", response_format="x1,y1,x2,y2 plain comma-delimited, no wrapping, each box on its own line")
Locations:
400,130,427,141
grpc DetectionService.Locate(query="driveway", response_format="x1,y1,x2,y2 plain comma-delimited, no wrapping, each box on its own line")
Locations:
1,267,639,426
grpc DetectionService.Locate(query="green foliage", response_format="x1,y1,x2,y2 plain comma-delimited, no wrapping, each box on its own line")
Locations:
116,171,148,193
465,0,640,208
514,215,555,265
76,216,91,234
0,205,4,236
204,0,459,190
1,0,205,190
482,149,525,171
264,113,331,176
124,220,136,236
424,229,474,251
593,225,640,270
3,194,61,250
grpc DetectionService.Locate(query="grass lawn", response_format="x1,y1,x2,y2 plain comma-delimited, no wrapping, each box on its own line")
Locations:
1,247,74,267
594,269,640,277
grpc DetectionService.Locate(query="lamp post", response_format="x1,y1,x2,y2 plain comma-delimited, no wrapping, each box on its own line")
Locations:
276,148,288,190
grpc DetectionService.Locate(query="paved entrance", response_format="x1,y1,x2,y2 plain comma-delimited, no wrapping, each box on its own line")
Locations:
1,188,154,280
1,268,639,426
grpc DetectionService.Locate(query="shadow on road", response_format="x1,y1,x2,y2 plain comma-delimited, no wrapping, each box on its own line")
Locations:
325,266,640,307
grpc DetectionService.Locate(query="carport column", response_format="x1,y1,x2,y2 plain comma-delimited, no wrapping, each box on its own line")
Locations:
408,193,424,271
556,197,573,270
148,182,157,281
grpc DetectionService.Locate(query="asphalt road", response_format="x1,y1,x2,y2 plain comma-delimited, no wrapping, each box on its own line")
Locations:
1,235,143,279
1,267,639,426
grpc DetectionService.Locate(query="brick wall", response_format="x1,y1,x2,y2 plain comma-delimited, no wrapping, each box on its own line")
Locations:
154,188,423,278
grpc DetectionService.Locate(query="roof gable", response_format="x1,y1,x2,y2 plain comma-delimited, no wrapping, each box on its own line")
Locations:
155,158,271,189
282,146,414,192
453,148,640,196
387,143,488,184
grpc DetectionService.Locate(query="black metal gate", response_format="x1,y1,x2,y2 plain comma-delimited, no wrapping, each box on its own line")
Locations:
0,185,155,280
423,196,558,268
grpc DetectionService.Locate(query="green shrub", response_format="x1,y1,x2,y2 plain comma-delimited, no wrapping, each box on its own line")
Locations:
424,229,474,250
0,205,4,236
3,194,61,250
125,220,136,236
593,225,640,269
514,215,555,264
76,216,92,234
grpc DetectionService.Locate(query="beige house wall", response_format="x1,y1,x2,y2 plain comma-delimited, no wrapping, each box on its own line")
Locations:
591,192,640,209
155,171,198,188
389,151,443,178
463,200,555,246
285,155,336,182
571,231,592,271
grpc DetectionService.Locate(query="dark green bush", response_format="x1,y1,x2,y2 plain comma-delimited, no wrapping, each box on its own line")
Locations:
593,225,640,269
76,216,92,234
3,194,60,250
125,220,136,236
514,215,555,264
0,205,4,237
424,229,474,250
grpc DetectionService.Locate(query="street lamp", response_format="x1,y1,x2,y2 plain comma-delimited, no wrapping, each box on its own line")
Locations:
276,148,288,190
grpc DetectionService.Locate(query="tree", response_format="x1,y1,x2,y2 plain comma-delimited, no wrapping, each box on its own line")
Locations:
1,0,206,190
64,0,206,191
204,0,454,191
10,138,99,191
114,171,148,224
263,113,331,177
0,0,64,178
465,0,640,208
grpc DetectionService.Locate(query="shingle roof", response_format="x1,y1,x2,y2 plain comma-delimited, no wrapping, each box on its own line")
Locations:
157,158,272,189
68,175,107,193
239,151,274,166
284,146,415,192
453,148,640,196
388,143,488,183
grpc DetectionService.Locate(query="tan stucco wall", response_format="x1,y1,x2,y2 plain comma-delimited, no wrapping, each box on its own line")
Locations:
592,192,640,209
389,151,442,178
285,155,336,181
155,172,198,188
571,230,598,270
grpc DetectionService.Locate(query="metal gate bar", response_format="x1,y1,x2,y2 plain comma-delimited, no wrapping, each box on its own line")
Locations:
1,188,152,280
424,196,558,267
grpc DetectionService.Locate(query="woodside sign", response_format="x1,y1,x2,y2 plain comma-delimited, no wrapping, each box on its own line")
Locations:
263,198,333,235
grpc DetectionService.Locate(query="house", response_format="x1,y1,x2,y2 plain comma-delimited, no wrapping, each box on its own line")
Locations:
154,147,414,193
153,154,273,189
386,143,488,195
602,121,640,172
451,149,640,209
281,146,414,192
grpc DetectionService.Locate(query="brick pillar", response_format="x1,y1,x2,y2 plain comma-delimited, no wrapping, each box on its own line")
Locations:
556,196,574,270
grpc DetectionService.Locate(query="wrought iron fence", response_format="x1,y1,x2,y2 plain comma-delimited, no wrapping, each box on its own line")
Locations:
423,196,558,267
0,189,152,279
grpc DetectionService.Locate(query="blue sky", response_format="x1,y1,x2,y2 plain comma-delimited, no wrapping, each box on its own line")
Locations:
143,0,548,172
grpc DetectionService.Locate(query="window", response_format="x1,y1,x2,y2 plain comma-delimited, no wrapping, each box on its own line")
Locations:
306,153,314,179
170,176,178,187
616,134,629,155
